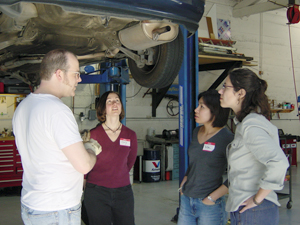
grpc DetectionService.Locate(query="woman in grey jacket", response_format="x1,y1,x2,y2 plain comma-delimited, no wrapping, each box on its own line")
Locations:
218,68,289,225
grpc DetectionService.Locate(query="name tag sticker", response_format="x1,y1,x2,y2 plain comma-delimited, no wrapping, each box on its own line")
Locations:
203,142,215,152
120,138,131,147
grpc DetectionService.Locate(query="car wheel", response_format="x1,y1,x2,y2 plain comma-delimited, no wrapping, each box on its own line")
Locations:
128,28,184,89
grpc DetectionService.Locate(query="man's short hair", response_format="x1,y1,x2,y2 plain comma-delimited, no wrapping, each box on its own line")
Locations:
40,49,77,80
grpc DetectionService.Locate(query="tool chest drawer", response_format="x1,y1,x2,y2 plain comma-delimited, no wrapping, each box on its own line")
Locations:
0,139,23,187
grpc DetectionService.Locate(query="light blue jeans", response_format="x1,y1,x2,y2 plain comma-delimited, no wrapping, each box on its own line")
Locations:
230,199,279,225
21,202,81,225
178,194,228,225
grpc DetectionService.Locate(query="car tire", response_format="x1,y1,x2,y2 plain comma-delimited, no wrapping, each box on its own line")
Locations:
128,28,184,89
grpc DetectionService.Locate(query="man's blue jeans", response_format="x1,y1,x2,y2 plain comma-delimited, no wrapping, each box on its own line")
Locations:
21,202,81,225
177,194,228,225
230,199,279,225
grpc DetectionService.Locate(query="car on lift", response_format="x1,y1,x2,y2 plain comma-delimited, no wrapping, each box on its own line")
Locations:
0,0,204,89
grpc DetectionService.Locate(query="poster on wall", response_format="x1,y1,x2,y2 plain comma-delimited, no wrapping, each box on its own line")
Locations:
217,19,231,40
0,96,7,115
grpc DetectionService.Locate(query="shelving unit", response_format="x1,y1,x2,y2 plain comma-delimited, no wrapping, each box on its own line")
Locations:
271,109,294,113
270,108,294,119
198,53,254,90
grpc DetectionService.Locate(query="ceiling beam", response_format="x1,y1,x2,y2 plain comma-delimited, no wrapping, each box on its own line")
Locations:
234,0,261,10
233,0,296,17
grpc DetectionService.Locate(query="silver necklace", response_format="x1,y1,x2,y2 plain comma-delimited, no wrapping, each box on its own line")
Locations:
104,123,121,134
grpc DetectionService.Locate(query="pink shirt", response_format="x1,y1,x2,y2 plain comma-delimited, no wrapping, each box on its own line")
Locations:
86,124,137,188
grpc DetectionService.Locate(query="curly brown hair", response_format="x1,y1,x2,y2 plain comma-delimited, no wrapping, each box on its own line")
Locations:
96,91,125,122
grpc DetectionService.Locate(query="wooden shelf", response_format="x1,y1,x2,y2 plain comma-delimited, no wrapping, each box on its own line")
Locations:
198,53,256,66
271,109,294,113
199,54,246,65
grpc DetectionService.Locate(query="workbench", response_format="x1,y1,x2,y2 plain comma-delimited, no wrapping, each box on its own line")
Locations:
146,135,179,181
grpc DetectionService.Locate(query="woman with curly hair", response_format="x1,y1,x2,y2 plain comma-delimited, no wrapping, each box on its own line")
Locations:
218,68,289,225
83,91,137,225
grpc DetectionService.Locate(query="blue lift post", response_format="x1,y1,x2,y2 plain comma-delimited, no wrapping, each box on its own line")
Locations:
176,26,199,219
80,60,129,125
179,27,199,183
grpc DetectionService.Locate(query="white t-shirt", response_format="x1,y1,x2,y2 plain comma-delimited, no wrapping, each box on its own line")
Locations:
13,93,83,211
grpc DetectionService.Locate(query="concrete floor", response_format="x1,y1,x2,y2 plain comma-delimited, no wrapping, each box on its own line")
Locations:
0,166,299,225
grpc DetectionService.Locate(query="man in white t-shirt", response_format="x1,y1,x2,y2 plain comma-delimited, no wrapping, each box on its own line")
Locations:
12,49,99,225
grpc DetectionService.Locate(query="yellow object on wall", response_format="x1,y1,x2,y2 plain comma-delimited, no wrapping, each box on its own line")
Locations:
0,94,26,120
0,96,8,115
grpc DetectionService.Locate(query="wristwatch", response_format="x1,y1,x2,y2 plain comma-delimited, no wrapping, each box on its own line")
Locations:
207,196,216,203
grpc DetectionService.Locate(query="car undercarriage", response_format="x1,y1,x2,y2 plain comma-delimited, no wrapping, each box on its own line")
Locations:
0,1,204,88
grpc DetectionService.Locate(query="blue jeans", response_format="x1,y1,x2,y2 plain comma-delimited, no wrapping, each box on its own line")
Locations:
177,194,227,225
230,199,279,225
21,203,81,225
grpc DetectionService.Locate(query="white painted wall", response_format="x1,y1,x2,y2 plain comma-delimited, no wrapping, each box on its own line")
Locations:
200,0,300,161
60,79,179,141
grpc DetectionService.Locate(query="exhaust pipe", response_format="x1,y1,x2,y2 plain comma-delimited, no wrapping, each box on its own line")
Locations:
118,20,179,51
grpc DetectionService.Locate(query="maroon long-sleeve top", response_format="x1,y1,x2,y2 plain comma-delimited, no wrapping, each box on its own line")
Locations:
86,124,138,188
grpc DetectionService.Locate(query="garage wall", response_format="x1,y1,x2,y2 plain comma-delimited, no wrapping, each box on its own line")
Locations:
126,79,179,140
200,0,300,161
61,79,179,141
0,94,26,135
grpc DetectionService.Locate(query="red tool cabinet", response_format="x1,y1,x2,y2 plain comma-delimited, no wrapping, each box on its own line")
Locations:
0,137,23,188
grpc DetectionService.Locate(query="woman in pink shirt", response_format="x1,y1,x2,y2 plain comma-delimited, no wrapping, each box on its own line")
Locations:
83,91,137,225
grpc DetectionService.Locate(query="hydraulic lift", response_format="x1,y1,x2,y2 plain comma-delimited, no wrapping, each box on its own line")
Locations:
79,60,130,124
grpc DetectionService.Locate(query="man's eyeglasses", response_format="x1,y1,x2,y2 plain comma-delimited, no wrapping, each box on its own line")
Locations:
222,84,234,89
61,69,81,79
68,71,81,79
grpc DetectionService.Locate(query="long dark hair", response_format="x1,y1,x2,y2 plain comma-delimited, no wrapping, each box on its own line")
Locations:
229,68,270,121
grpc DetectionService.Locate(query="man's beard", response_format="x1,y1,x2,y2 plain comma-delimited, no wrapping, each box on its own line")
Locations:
63,74,72,88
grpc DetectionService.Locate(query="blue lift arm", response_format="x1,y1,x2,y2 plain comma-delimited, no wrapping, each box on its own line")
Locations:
79,60,129,125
